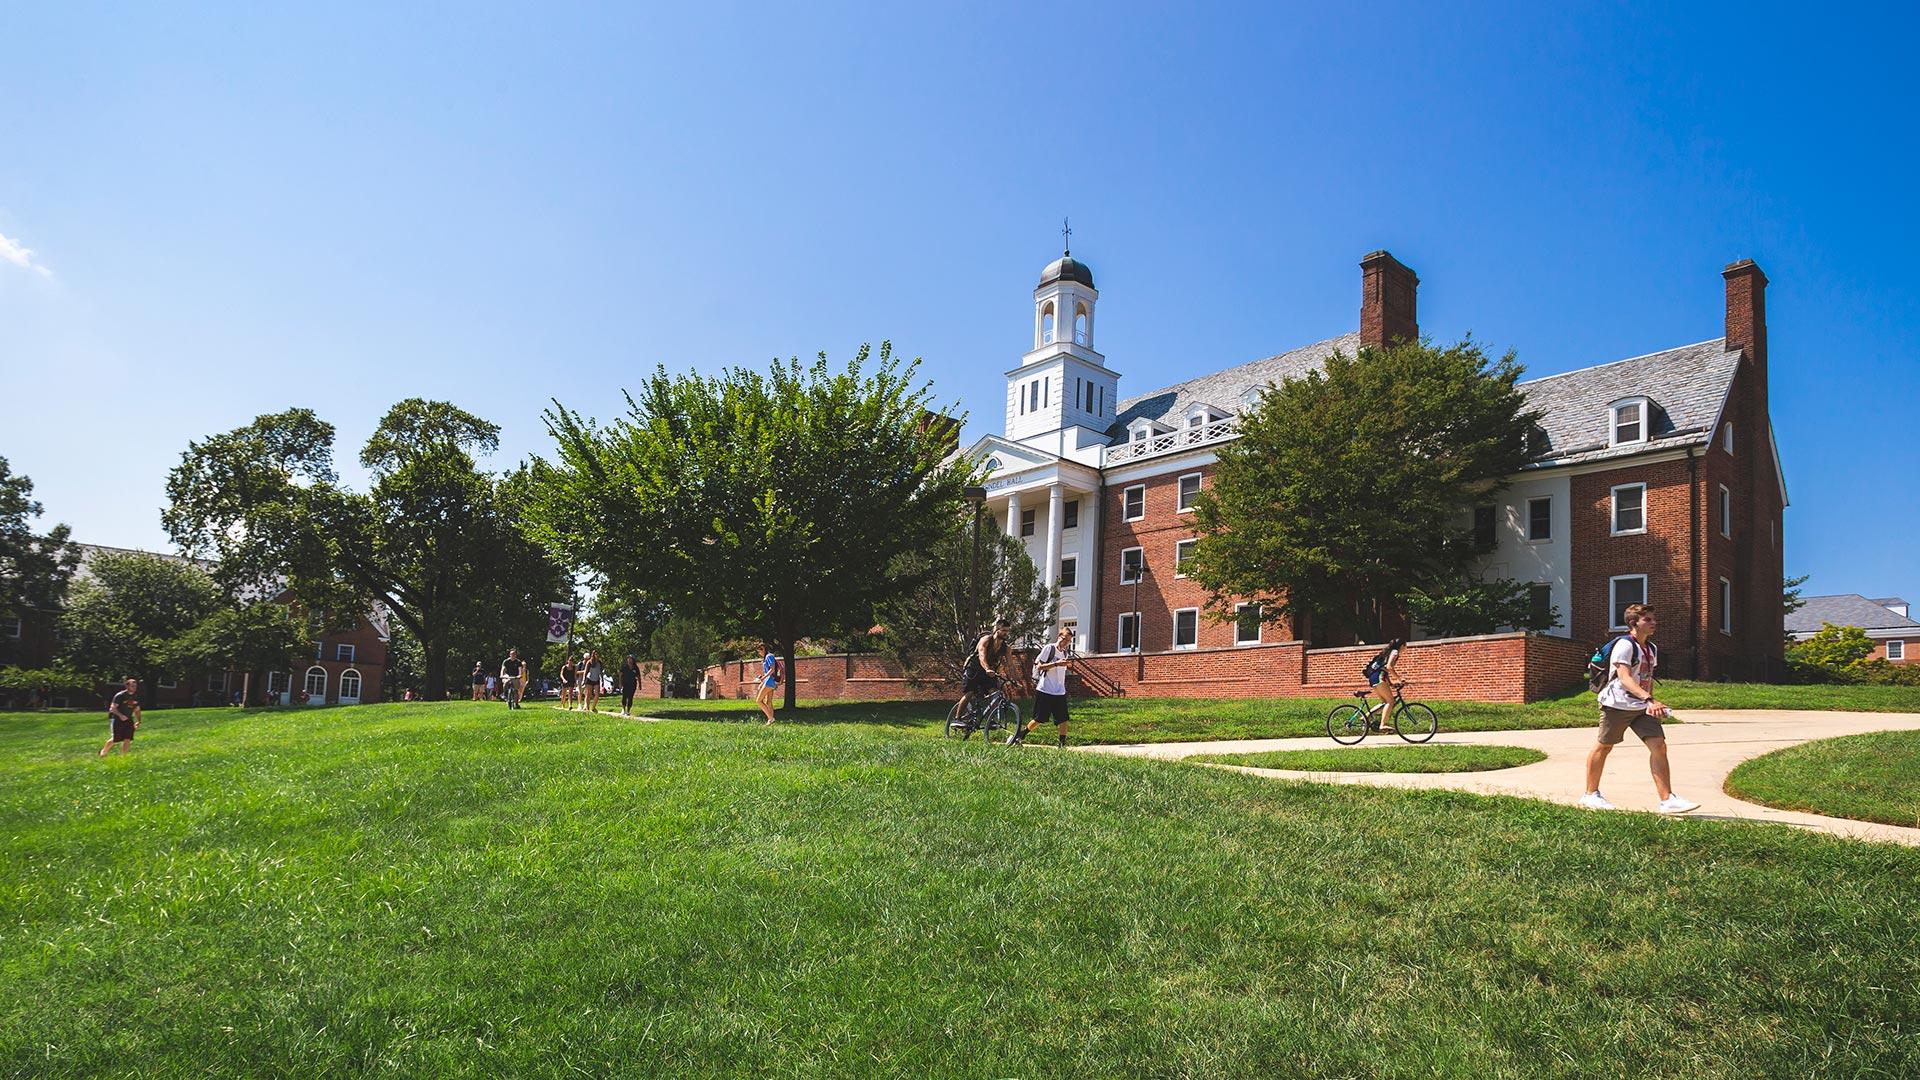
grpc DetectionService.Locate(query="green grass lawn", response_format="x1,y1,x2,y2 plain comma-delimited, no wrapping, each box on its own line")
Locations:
1726,729,1920,829
1188,744,1547,773
624,679,1920,745
3,702,1918,1078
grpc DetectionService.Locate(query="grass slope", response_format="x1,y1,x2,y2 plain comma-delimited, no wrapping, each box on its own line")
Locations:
1188,744,1547,773
1726,729,1920,828
3,703,1917,1078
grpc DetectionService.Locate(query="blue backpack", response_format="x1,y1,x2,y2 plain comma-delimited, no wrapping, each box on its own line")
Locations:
1586,635,1640,692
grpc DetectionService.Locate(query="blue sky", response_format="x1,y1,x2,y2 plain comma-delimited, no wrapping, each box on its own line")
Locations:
2,3,1914,605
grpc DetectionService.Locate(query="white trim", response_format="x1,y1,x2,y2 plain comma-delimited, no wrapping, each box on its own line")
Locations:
339,667,363,705
1119,546,1144,585
1609,574,1649,631
0,616,19,639
1609,397,1650,448
1122,484,1145,521
1718,576,1732,636
1610,483,1647,536
336,643,356,663
207,671,228,693
1019,507,1036,538
1769,420,1789,507
1525,495,1553,543
1887,640,1906,661
1718,484,1732,539
1058,554,1078,590
1234,601,1262,646
1116,612,1141,653
157,675,178,689
1062,497,1079,530
1174,538,1197,578
303,665,329,699
1723,422,1734,455
1176,472,1203,513
1172,607,1200,650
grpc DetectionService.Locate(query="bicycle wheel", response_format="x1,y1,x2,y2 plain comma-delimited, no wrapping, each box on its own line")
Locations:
1394,702,1438,743
1327,703,1370,745
986,699,1019,744
945,699,972,740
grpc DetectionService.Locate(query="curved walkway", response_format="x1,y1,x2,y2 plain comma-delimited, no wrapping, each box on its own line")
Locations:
1083,710,1920,846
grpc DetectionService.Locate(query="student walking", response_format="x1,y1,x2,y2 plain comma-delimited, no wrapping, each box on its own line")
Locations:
1010,624,1075,746
1581,604,1700,813
99,678,141,757
581,651,604,714
618,654,641,716
754,642,779,725
558,656,577,710
469,662,487,701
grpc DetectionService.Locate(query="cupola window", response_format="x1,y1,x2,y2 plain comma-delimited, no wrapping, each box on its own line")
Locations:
1610,398,1649,446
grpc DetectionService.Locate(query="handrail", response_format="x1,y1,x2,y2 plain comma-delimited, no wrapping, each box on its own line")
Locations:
1103,415,1239,466
1066,655,1126,697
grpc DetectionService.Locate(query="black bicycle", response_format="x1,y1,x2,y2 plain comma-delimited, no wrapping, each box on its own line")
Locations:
1326,681,1437,745
945,675,1019,743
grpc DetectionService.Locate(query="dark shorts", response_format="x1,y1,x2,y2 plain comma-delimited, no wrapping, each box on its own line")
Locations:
1033,690,1069,726
963,666,997,695
110,715,135,741
1366,669,1383,687
1598,706,1666,745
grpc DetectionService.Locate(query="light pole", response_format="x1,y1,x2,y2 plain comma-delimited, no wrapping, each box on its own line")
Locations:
1130,556,1151,681
964,486,988,642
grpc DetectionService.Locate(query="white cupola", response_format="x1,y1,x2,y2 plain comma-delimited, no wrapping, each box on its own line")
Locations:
1005,235,1120,460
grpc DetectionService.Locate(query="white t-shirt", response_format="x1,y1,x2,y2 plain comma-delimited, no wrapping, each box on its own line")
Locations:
1597,636,1657,711
1032,643,1069,696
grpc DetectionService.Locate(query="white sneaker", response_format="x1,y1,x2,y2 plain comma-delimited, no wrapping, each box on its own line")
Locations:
1579,791,1615,810
1657,794,1701,814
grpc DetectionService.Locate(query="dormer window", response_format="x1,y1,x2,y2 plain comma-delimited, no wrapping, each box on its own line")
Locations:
1610,398,1649,446
1239,387,1263,413
1130,425,1149,444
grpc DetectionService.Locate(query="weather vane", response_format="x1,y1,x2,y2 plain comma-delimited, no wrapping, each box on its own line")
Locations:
1062,217,1072,256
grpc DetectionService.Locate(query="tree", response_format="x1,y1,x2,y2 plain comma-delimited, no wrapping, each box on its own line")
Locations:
1782,573,1810,621
651,614,719,697
158,602,312,703
527,344,972,708
163,400,570,700
0,455,79,629
1404,576,1558,638
1785,623,1876,676
58,551,221,696
875,513,1056,678
1186,338,1543,641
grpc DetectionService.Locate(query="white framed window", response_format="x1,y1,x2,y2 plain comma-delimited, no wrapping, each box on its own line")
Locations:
1063,499,1079,529
1719,577,1732,635
1527,583,1554,628
336,643,356,663
1234,602,1262,645
1173,608,1199,649
1611,483,1646,535
303,666,329,698
1117,612,1140,653
1119,547,1144,585
267,671,290,697
1609,574,1648,630
1526,496,1552,542
314,640,324,659
1130,426,1148,444
0,617,19,638
1723,422,1734,454
1058,555,1077,589
1177,473,1203,512
339,668,363,704
157,675,178,689
1718,485,1731,539
208,671,228,693
1122,484,1145,521
1174,538,1197,577
1888,640,1906,662
1020,508,1036,538
1610,398,1648,446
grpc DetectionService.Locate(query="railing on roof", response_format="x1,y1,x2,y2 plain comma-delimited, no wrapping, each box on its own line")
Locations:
1102,415,1240,466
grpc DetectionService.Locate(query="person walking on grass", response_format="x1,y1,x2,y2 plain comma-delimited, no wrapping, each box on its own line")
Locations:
99,677,141,757
499,648,526,709
469,661,487,701
581,651,604,714
618,654,641,717
558,655,577,710
1581,603,1700,814
1010,623,1075,747
754,641,779,725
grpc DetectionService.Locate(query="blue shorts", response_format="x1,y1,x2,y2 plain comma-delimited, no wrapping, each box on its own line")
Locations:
1366,670,1383,687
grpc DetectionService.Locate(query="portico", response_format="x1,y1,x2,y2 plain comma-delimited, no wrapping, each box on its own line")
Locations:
972,436,1102,651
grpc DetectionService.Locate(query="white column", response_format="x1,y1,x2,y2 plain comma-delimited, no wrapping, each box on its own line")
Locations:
1043,483,1064,588
1004,490,1023,539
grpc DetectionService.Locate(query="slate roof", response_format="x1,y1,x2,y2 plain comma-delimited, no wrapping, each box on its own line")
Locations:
1107,333,1743,471
1785,594,1920,637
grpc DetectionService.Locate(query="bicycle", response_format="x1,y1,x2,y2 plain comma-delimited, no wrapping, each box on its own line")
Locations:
1326,681,1437,745
945,675,1020,743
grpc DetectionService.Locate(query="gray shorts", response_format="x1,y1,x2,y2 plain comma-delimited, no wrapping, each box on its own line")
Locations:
1598,706,1666,745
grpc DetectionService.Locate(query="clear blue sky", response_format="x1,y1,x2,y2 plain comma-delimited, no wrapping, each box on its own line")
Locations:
2,3,1914,605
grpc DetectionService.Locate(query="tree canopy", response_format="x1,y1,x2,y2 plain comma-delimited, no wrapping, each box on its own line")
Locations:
526,344,972,708
1186,338,1543,642
0,455,79,626
57,551,221,692
875,510,1056,678
163,399,569,699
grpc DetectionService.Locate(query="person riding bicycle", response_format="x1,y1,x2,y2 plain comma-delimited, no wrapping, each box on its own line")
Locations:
499,648,526,710
1362,637,1404,731
957,618,1014,721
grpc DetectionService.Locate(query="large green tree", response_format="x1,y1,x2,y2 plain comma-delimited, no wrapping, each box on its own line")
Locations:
58,551,221,697
158,602,313,704
1187,338,1543,642
527,344,972,708
163,400,569,700
875,511,1056,679
0,455,79,634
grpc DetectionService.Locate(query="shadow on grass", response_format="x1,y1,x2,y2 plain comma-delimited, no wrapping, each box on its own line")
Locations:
636,698,944,731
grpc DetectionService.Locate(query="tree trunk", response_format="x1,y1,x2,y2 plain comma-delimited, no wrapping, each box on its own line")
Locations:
423,624,450,701
782,639,797,711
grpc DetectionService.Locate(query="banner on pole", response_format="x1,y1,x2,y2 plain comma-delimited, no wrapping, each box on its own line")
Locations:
545,603,576,644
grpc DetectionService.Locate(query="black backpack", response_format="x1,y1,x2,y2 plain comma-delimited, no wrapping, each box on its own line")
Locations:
1363,646,1393,679
1586,635,1640,692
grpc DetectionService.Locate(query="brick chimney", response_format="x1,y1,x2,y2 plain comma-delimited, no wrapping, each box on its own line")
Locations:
1359,250,1419,349
1722,259,1768,407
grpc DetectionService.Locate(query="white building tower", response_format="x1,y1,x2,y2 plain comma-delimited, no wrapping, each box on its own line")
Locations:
1003,242,1120,466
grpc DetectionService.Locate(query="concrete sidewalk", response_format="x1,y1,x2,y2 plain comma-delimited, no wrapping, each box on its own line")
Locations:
1082,710,1920,846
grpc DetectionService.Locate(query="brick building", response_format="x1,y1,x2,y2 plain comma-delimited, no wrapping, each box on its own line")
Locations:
1786,594,1916,664
963,247,1787,682
0,542,388,708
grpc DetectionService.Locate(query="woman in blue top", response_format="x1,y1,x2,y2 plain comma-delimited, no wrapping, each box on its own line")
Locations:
754,641,779,725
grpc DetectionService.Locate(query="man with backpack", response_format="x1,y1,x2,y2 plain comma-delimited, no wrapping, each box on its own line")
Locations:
1581,603,1699,813
1009,623,1075,747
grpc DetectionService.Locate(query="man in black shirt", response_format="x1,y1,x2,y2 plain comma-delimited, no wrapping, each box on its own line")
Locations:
499,649,526,709
99,677,141,756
